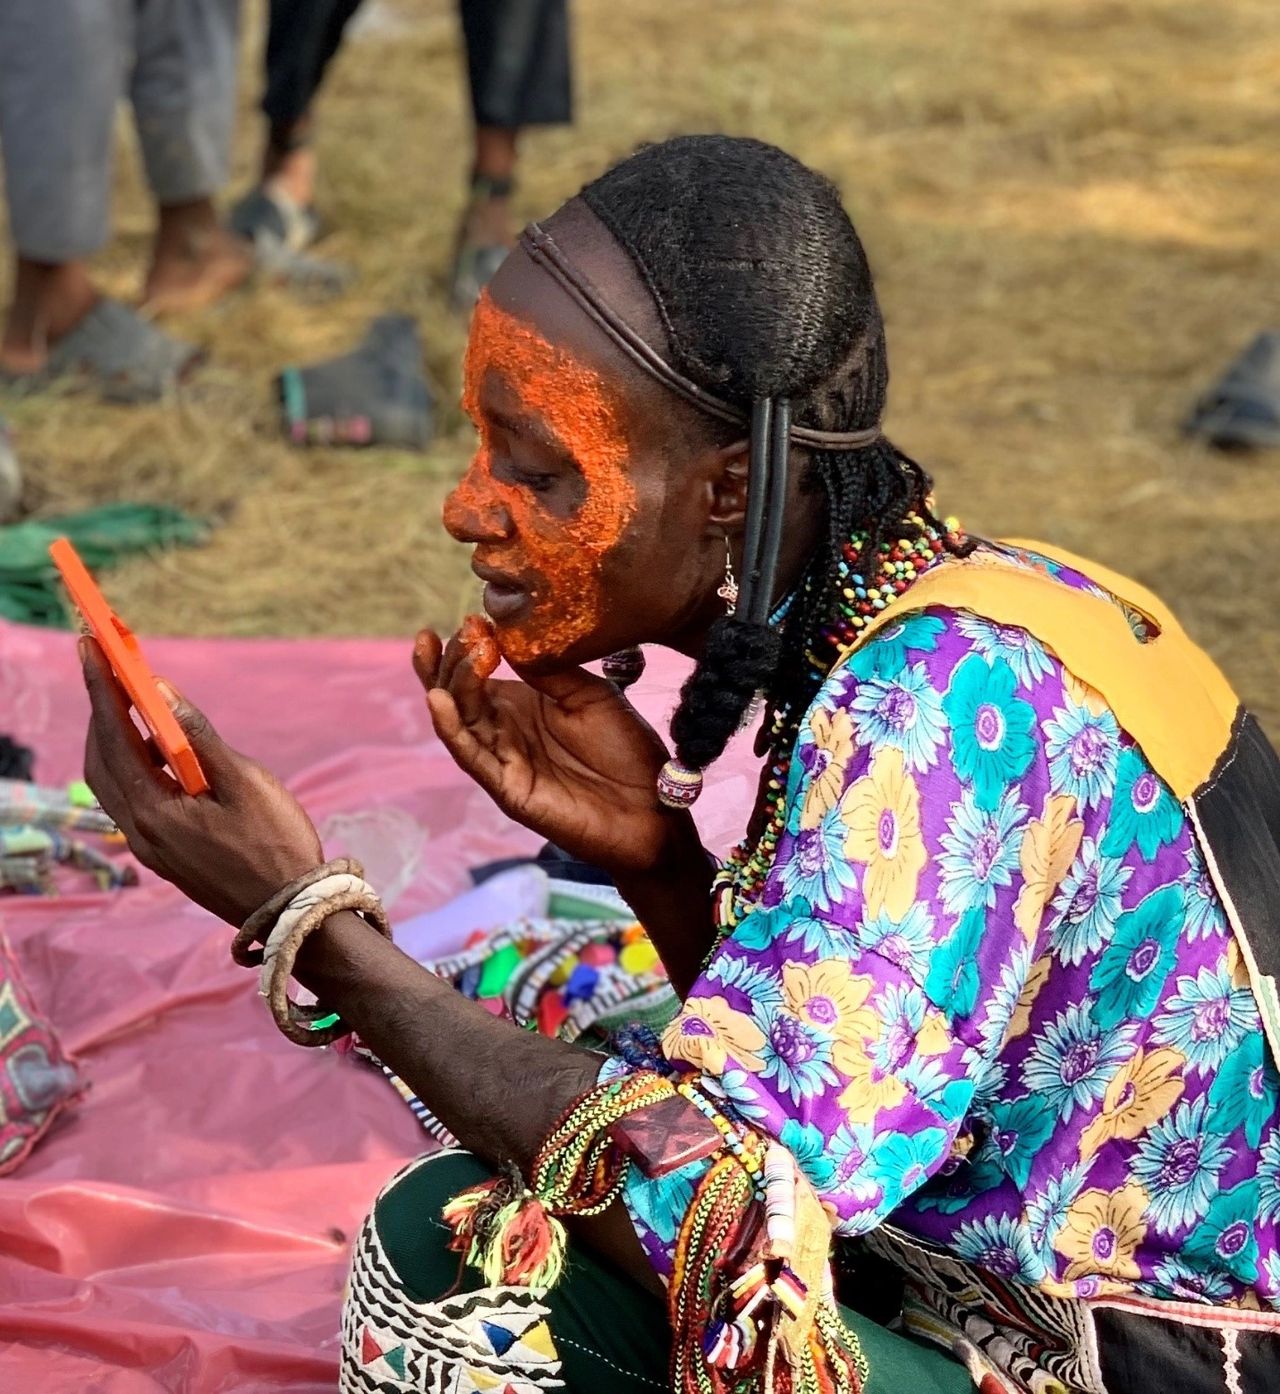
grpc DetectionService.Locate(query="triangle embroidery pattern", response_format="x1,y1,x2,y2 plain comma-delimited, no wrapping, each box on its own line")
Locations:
361,1327,384,1366
480,1320,519,1357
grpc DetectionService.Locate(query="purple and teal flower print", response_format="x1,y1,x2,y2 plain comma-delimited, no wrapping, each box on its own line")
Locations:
826,1121,881,1206
954,613,1055,689
750,1002,839,1106
710,1068,772,1126
776,804,860,912
871,982,939,1076
1184,1181,1260,1285
1020,1002,1136,1123
1154,963,1255,1076
780,1119,838,1191
1101,748,1183,861
1088,885,1183,1029
1181,847,1227,941
1147,1255,1235,1304
624,1157,700,1240
1208,1032,1279,1150
943,655,1037,810
849,662,948,773
978,944,1034,1056
924,909,985,1019
1049,837,1131,967
1265,1252,1280,1310
938,787,1026,916
848,613,947,679
779,910,856,960
1043,699,1120,812
1025,1162,1092,1271
865,1127,950,1212
986,1095,1057,1189
1260,1130,1280,1225
952,1212,1047,1283
856,903,937,982
1129,1097,1231,1236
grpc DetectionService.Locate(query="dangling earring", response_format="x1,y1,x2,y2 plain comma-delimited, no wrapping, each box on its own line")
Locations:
717,539,739,615
602,646,646,690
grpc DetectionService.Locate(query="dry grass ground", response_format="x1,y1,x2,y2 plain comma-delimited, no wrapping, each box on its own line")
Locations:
3,0,1278,733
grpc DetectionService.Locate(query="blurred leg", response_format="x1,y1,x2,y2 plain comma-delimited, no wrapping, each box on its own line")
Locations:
452,0,572,295
130,0,250,313
0,0,128,370
260,0,365,203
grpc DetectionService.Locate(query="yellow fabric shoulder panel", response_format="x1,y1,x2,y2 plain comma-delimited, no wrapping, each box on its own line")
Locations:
835,539,1239,801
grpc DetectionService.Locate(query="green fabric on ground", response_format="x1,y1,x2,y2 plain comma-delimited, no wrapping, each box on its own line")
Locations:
0,502,207,626
373,1150,974,1393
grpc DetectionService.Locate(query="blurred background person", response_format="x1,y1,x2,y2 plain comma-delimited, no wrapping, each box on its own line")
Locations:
0,0,247,402
231,0,573,307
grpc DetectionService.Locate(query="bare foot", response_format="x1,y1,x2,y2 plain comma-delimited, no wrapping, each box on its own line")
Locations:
142,201,253,317
263,148,318,211
1,257,99,377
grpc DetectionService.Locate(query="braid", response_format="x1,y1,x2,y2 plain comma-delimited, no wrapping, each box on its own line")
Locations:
580,136,969,783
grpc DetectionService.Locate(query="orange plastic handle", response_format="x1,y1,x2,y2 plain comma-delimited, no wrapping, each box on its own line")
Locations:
50,537,210,796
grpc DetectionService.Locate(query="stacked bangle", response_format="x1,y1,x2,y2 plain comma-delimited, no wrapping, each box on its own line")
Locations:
233,858,391,1047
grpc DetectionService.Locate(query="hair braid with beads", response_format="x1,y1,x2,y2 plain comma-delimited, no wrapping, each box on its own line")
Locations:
580,136,968,783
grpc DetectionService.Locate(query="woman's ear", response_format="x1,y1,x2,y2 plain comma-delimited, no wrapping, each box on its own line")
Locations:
706,439,751,531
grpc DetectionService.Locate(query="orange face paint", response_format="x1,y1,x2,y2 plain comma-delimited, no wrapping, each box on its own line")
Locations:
458,613,500,680
444,292,637,666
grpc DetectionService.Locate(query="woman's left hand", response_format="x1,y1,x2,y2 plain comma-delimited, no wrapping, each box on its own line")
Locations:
80,638,324,926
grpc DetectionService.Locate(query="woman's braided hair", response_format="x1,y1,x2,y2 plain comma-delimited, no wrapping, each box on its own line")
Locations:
581,135,966,777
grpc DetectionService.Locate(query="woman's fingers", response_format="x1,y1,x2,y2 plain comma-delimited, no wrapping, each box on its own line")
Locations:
154,679,238,787
448,650,494,729
411,629,444,691
425,688,506,793
81,640,174,802
438,631,468,691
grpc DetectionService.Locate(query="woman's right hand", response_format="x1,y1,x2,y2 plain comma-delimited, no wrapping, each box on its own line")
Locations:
414,624,704,878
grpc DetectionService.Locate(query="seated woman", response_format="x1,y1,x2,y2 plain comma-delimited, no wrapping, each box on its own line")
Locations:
80,136,1280,1394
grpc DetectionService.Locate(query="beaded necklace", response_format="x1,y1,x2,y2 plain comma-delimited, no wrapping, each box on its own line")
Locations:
712,512,963,936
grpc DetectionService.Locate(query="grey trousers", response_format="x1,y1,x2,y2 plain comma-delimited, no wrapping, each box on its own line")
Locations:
0,0,241,262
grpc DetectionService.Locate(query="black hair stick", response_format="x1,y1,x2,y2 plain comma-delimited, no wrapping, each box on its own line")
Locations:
751,397,791,626
736,397,773,623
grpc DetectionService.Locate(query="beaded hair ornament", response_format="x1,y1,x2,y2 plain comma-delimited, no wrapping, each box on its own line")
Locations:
519,224,882,809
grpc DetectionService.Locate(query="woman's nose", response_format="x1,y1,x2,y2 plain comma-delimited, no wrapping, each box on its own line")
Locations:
442,461,513,544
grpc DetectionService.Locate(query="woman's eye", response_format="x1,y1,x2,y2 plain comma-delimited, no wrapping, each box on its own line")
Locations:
518,469,558,494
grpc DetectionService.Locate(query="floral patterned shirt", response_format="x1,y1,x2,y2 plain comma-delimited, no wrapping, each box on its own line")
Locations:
622,548,1280,1309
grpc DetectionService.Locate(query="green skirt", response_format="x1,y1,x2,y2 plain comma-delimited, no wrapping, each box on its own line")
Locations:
341,1150,973,1393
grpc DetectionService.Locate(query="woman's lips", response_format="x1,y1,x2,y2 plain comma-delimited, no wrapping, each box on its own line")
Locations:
482,580,531,622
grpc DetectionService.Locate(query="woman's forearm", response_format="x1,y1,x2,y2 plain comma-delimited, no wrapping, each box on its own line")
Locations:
293,909,601,1168
290,908,664,1293
613,831,717,998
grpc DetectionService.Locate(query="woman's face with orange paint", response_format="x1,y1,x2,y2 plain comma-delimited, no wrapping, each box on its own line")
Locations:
444,292,639,668
441,223,737,672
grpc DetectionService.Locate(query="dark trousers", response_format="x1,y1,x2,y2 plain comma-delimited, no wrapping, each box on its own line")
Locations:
261,0,572,132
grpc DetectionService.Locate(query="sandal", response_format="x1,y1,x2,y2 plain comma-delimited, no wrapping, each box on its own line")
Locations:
229,185,352,298
276,313,433,450
229,184,322,254
0,299,200,404
1183,330,1280,449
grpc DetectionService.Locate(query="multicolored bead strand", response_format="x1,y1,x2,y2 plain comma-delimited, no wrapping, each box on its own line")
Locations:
713,513,963,938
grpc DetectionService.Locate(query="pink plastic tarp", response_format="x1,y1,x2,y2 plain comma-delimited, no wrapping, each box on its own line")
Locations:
0,618,756,1392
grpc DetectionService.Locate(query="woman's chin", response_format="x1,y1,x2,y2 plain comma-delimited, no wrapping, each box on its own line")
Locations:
492,617,616,674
